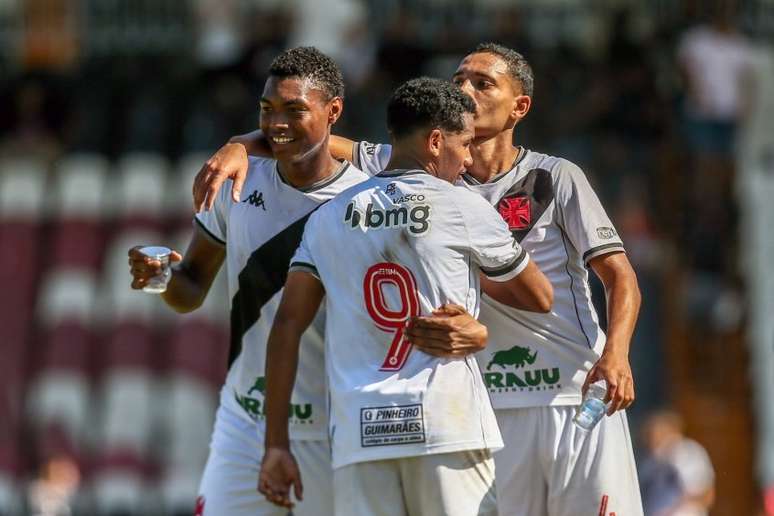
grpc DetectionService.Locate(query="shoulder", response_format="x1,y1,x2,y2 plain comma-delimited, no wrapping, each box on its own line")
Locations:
242,156,277,189
443,180,498,219
247,155,275,172
325,175,376,209
341,162,371,183
523,152,586,185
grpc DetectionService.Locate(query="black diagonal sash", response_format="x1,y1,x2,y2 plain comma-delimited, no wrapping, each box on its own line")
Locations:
228,210,317,367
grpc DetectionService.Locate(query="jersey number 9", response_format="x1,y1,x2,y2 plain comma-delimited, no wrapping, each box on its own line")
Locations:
363,262,420,371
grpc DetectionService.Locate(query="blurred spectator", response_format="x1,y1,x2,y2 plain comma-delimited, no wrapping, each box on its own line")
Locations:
639,410,716,516
676,3,755,336
677,4,754,158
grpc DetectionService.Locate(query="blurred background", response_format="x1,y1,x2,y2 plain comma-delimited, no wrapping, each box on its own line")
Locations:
0,0,773,514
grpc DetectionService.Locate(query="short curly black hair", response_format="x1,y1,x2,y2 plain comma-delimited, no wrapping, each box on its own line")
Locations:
470,43,534,97
269,46,345,100
387,77,476,139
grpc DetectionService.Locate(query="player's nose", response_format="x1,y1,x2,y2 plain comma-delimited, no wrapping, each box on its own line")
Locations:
459,81,478,107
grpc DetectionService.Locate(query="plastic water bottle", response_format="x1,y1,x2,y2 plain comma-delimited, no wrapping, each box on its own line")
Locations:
573,381,608,431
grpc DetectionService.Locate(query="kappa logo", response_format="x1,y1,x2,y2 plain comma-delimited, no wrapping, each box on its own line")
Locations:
243,190,266,210
596,227,617,239
344,201,431,235
386,182,397,195
498,196,531,230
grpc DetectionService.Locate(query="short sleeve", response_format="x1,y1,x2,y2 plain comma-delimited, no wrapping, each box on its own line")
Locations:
555,160,624,265
461,193,530,282
288,212,320,280
352,141,392,176
194,178,231,245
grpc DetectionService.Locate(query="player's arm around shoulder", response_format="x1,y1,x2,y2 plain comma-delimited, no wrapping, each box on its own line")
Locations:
406,304,489,358
127,224,225,313
193,132,357,210
482,259,553,313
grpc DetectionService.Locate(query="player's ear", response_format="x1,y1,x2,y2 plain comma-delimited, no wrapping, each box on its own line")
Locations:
511,94,531,124
427,129,443,158
328,97,344,125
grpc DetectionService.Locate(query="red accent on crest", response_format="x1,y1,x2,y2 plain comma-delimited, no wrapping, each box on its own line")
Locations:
194,495,205,516
498,196,531,230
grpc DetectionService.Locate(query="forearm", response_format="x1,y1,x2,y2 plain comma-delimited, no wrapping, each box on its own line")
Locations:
481,260,553,313
160,263,212,312
229,130,272,157
264,323,300,450
602,273,641,356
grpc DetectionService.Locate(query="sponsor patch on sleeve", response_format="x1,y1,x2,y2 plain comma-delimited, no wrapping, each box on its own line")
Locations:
360,404,425,447
596,227,617,239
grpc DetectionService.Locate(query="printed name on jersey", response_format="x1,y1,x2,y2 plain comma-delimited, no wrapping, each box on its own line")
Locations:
243,190,266,210
344,201,431,235
496,168,555,242
596,226,618,239
360,404,425,447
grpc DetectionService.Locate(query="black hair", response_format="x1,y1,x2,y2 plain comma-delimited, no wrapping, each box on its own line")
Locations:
387,77,476,139
269,46,345,100
471,43,534,97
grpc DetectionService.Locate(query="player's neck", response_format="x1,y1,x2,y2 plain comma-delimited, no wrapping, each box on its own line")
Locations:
277,142,340,189
385,151,431,176
468,131,520,184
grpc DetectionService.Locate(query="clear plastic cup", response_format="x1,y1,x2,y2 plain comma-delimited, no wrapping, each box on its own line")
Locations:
573,381,608,431
139,246,172,294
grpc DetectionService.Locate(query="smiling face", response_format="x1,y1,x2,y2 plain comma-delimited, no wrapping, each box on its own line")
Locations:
451,52,531,140
259,76,342,162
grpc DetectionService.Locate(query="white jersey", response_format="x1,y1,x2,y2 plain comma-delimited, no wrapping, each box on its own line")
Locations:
290,169,529,469
355,142,625,409
195,157,368,439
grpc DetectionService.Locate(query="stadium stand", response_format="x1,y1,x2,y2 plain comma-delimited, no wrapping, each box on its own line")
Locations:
0,158,47,516
91,229,166,515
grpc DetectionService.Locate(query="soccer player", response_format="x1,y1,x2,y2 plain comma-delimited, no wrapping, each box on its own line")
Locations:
257,77,553,516
194,43,644,515
127,46,369,516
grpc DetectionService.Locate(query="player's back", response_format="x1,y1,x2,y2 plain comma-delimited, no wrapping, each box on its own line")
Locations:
292,169,528,468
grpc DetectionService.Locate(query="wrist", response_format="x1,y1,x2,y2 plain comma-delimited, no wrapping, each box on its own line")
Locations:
265,439,290,451
601,341,629,358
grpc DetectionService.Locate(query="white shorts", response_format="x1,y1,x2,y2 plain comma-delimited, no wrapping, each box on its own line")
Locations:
494,406,643,516
333,449,497,516
196,399,333,516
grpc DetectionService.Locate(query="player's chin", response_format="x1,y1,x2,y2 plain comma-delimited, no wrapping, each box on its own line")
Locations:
269,140,302,158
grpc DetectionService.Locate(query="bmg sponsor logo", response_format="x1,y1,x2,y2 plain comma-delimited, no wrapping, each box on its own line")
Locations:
344,201,431,235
